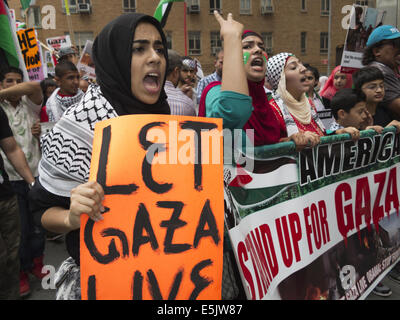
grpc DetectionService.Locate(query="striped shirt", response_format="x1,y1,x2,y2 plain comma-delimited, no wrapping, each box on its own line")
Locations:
164,81,196,116
196,71,222,104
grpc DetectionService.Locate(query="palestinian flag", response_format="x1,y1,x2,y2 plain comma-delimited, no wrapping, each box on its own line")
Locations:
0,0,28,78
226,153,299,208
154,0,184,28
20,0,32,10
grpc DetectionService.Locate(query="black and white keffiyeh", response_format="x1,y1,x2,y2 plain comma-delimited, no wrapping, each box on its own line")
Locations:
38,84,118,197
46,88,84,122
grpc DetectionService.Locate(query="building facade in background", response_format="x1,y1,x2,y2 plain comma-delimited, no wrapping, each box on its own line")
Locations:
7,0,399,76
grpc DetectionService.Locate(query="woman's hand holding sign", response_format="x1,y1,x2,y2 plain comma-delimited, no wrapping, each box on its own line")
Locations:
68,181,105,230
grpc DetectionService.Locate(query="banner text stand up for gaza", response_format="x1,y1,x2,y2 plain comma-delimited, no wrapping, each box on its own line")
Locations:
226,128,400,300
80,115,224,300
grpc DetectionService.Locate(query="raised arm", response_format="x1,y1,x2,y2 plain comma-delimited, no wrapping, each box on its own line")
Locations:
0,81,43,106
214,11,248,96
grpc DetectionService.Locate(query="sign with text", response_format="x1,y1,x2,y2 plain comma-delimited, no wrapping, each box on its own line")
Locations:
226,130,400,300
16,28,45,81
46,35,71,50
77,40,96,80
341,5,386,73
80,115,224,300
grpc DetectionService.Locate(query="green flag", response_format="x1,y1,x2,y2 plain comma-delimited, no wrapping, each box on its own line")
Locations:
0,0,28,77
20,0,32,10
154,0,184,27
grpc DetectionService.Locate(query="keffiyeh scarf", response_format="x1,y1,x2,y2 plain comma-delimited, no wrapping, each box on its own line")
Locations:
46,88,84,122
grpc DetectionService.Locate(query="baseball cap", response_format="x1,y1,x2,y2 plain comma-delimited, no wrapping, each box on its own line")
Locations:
58,46,76,58
366,25,400,47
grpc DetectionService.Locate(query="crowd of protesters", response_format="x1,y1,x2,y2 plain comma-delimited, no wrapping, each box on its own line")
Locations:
1,10,400,300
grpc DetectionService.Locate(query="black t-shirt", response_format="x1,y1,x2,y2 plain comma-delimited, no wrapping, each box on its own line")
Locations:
0,107,15,201
373,104,393,127
29,178,80,265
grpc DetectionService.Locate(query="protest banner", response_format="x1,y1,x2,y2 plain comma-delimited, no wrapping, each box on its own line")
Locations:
341,5,386,73
80,115,224,300
46,35,71,50
16,28,45,81
76,40,95,80
225,128,400,300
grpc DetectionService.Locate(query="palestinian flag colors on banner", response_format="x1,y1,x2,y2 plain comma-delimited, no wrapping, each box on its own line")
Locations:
154,0,184,28
20,0,32,10
0,0,28,79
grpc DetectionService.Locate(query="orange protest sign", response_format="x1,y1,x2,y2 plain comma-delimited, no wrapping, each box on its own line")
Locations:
80,115,224,300
17,28,41,70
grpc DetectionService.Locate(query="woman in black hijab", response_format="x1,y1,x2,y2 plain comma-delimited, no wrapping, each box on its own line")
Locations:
29,13,170,300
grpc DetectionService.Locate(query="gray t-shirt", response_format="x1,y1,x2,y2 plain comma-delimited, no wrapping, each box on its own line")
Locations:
368,61,400,113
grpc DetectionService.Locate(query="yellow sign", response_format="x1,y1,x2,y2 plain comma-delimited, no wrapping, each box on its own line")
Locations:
17,28,41,70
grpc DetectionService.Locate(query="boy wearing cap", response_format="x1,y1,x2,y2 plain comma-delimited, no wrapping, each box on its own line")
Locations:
362,25,400,119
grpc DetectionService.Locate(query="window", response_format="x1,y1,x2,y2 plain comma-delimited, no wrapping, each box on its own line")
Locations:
240,0,251,15
62,0,77,14
165,31,172,49
301,0,307,12
210,0,222,14
188,31,201,55
321,0,330,16
301,32,307,54
210,31,222,54
261,0,273,10
122,0,136,13
320,32,328,54
356,1,369,5
61,0,91,14
28,6,41,28
66,31,94,54
261,32,273,55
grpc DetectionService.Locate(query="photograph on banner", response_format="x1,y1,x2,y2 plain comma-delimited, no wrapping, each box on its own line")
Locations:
80,114,224,300
17,28,45,81
225,129,400,300
77,40,96,80
341,5,386,73
44,50,55,76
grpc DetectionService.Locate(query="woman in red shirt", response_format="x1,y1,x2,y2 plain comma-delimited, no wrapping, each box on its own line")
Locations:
266,53,358,145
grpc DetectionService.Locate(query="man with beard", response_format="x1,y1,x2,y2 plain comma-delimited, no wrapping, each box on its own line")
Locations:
164,50,196,116
178,56,198,112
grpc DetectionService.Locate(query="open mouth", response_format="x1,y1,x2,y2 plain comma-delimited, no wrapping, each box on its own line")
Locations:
143,72,161,94
300,76,307,83
250,57,264,71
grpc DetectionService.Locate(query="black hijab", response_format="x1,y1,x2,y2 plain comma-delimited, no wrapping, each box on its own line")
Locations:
92,13,170,116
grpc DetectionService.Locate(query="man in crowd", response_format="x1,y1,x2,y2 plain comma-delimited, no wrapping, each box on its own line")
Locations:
0,66,44,297
178,56,198,110
196,48,224,104
164,50,196,116
0,106,36,300
362,25,400,119
363,25,400,285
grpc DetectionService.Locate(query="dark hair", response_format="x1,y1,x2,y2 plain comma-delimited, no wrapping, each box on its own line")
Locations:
352,66,384,95
331,88,366,120
303,63,320,84
362,38,400,65
0,66,23,82
166,49,182,75
55,60,78,78
40,77,57,106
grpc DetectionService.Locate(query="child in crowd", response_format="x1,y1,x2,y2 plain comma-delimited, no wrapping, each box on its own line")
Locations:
44,61,84,123
329,88,369,131
353,66,393,127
